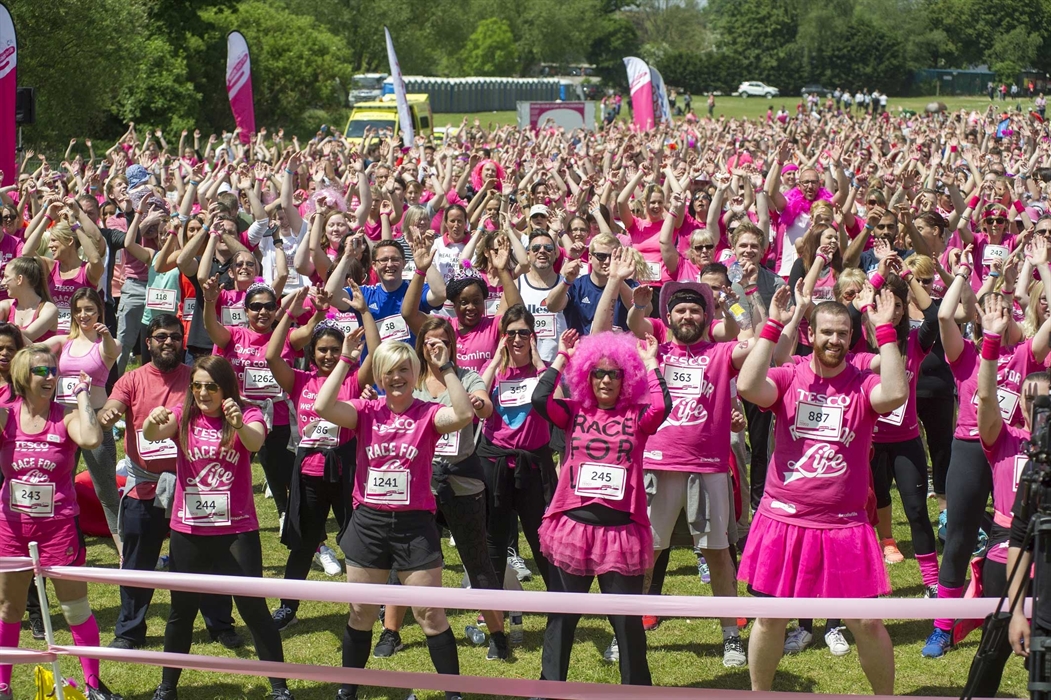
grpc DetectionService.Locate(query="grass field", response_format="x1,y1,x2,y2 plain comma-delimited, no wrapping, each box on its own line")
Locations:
5,442,1028,699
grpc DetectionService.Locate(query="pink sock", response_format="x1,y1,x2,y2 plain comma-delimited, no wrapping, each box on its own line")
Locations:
69,616,101,689
917,552,940,587
934,584,965,631
0,619,21,692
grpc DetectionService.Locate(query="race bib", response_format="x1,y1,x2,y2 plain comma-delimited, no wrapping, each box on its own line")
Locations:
57,307,71,334
222,305,247,327
485,297,501,318
332,314,360,337
146,286,178,312
1014,454,1029,491
973,387,1021,420
533,313,556,340
364,468,410,505
137,430,178,461
664,363,703,396
574,462,626,501
645,260,662,281
793,400,844,440
402,259,417,281
878,399,907,427
498,378,537,408
378,315,409,342
243,366,281,398
301,420,339,448
55,376,80,405
182,297,196,321
982,244,1010,266
181,488,231,526
435,430,461,456
9,479,54,517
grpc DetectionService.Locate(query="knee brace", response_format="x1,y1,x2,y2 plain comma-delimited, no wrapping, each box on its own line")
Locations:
60,597,92,626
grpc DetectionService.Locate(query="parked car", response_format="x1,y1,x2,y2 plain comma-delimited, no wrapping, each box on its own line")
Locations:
801,83,832,98
736,81,779,98
348,73,388,107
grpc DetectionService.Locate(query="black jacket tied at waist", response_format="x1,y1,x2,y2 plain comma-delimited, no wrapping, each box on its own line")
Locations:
282,437,355,550
477,436,556,509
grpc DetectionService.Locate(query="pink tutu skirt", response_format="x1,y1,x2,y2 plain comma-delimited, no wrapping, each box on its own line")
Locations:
738,512,891,598
539,513,653,577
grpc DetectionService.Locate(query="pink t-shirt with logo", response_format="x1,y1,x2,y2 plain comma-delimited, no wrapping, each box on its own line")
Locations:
627,216,688,284
643,318,738,473
983,424,1029,564
851,331,930,443
482,363,550,453
50,263,92,333
0,401,77,521
170,404,266,535
450,315,501,372
217,288,247,327
290,368,358,477
950,339,1038,439
758,361,884,528
350,398,442,512
219,326,295,426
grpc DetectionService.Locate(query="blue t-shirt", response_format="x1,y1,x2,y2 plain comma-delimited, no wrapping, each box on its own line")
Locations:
860,247,912,274
563,275,638,334
343,280,438,353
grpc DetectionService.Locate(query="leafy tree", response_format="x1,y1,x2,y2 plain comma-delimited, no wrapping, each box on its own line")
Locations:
987,26,1042,83
458,18,518,76
588,14,640,89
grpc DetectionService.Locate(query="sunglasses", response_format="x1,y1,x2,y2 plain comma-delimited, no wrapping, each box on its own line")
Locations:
692,244,715,252
505,329,532,338
233,260,257,269
800,180,821,186
1037,228,1051,236
191,381,220,393
150,332,183,343
247,302,277,312
1,215,16,223
985,217,1006,224
917,277,934,284
375,257,402,265
30,366,57,378
531,243,555,253
591,368,624,380
866,199,879,206
591,251,612,263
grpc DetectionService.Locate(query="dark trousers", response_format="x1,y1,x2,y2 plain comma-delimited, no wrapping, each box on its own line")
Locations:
260,424,294,516
871,437,937,556
483,462,555,591
115,496,234,645
281,476,346,613
541,567,651,686
917,395,954,497
743,398,772,511
940,439,992,589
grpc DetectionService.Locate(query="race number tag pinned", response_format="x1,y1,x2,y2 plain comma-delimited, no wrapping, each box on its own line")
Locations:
878,399,907,427
182,488,231,526
793,400,844,440
364,468,410,504
982,245,1010,266
57,308,71,333
182,297,196,321
435,430,461,456
498,378,537,408
244,367,281,397
533,313,556,339
574,462,626,501
137,430,178,461
222,306,248,327
485,297,501,318
146,287,178,312
10,479,55,517
664,362,703,396
55,376,80,405
378,315,409,342
301,420,339,448
645,260,662,282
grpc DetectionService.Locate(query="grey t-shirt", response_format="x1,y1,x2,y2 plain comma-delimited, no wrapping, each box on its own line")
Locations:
412,366,486,497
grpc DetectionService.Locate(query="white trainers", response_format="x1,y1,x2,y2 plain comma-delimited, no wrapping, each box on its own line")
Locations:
722,635,747,667
314,544,343,576
825,626,850,656
783,627,813,654
507,547,533,582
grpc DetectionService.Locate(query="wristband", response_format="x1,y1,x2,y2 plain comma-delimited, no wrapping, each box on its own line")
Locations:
340,354,357,365
188,180,200,187
439,361,456,374
859,304,873,315
556,350,570,363
874,323,898,347
178,213,190,223
870,272,885,290
981,332,1002,360
73,383,89,397
284,168,295,175
900,268,913,280
759,319,784,343
744,286,759,296
968,196,980,210
44,214,53,223
71,223,82,231
864,223,874,231
1013,200,1025,214
201,225,210,234
988,271,1000,278
414,267,427,277
633,302,647,310
815,252,829,265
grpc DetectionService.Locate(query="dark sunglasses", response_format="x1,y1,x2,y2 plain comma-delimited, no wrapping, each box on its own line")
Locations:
233,260,257,268
692,244,715,252
150,332,183,344
866,199,879,206
30,366,57,378
590,368,624,380
985,217,1006,224
505,329,532,338
191,381,220,393
591,251,612,262
247,301,277,312
531,243,555,253
1,215,16,223
917,277,934,284
1036,228,1051,236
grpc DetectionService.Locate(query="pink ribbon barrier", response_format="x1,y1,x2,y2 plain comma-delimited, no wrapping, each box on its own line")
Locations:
0,556,32,573
0,647,56,664
43,564,1031,620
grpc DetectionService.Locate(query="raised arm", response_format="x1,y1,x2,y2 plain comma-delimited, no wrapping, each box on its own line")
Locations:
425,340,474,434
266,288,308,394
738,286,793,408
314,331,363,430
867,288,909,414
200,273,232,350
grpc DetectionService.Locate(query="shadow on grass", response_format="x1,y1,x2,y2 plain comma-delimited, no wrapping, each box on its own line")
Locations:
885,619,941,645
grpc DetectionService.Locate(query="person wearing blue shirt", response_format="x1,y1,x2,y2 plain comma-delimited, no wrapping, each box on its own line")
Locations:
546,233,644,334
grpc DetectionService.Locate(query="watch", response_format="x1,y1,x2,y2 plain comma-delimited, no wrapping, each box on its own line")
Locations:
439,361,456,374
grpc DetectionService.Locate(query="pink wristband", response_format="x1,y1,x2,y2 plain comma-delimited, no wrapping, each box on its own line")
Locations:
968,196,980,210
556,350,570,362
981,332,1002,360
414,267,427,277
1013,200,1025,214
815,252,829,265
859,304,873,315
870,272,885,290
875,323,897,347
759,319,784,343
900,268,913,280
744,286,759,296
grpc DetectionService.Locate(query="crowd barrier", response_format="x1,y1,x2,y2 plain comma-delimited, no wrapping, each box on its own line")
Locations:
0,548,1031,700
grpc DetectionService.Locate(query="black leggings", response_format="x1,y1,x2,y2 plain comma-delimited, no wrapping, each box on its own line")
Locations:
163,530,286,691
940,438,992,589
917,395,954,497
743,399,772,511
281,475,346,613
260,424,294,515
482,460,556,591
541,567,651,686
871,438,937,556
441,490,500,592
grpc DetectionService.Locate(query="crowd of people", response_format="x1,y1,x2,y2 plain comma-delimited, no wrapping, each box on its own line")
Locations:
0,99,1048,699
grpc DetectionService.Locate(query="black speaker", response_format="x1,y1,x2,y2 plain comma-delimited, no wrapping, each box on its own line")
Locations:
15,87,34,125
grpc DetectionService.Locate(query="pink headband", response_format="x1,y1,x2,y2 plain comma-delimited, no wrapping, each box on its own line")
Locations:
782,163,799,174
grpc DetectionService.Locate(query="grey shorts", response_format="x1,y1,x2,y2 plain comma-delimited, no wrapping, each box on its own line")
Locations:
644,469,731,551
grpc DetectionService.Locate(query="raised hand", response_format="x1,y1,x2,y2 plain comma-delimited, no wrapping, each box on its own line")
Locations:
222,398,244,428
768,284,794,325
869,288,898,326
632,284,653,310
982,292,1010,337
557,329,579,357
637,333,659,363
343,327,365,359
608,247,636,282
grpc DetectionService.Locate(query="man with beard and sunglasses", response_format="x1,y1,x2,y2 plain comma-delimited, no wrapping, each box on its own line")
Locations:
98,314,239,651
737,289,907,694
622,279,754,667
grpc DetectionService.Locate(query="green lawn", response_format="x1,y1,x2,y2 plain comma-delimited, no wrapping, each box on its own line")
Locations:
7,453,1027,699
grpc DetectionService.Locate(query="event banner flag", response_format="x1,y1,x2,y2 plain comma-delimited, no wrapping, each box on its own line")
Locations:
650,66,672,125
623,57,654,131
226,31,255,144
0,2,15,187
384,27,414,147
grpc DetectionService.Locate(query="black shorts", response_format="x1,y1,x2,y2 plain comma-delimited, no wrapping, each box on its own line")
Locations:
339,505,443,572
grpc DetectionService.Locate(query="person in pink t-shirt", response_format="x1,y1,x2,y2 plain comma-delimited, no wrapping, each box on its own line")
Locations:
533,329,670,687
315,339,474,700
737,289,907,694
618,165,687,284
143,355,292,700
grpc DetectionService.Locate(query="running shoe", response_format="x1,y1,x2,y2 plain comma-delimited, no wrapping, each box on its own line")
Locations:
508,547,533,582
603,635,619,662
264,481,273,499
373,628,404,658
29,615,45,640
211,629,244,649
697,557,711,584
108,637,138,650
825,626,850,656
937,510,947,543
487,631,509,661
642,615,660,631
151,685,177,700
86,681,124,700
924,584,938,599
449,532,456,547
722,635,747,667
267,691,294,700
314,544,343,576
783,627,813,653
0,691,10,700
272,606,298,631
476,612,486,627
335,690,355,700
921,627,952,658
881,538,904,564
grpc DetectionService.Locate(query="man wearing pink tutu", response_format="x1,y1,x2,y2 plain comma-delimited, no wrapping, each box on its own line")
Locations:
737,286,907,694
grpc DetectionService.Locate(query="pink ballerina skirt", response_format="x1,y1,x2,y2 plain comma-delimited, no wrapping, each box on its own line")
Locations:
539,513,654,577
738,512,891,599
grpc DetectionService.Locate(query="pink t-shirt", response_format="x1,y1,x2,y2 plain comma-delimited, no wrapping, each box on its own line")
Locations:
483,363,550,452
350,398,442,512
50,263,91,334
983,424,1029,564
852,331,930,443
950,339,1038,439
0,401,77,521
643,318,738,473
170,404,266,535
451,315,501,372
627,216,688,284
758,360,884,528
290,368,358,477
217,288,247,328
219,326,295,426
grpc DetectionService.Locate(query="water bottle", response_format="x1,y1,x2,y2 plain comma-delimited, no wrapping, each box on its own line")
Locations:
509,612,524,646
465,625,486,646
728,262,743,285
729,300,751,328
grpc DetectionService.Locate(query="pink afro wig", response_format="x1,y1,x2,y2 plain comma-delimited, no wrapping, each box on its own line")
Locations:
299,187,348,218
564,331,648,412
470,159,507,192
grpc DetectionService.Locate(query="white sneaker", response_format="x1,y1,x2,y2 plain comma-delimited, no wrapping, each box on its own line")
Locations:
722,635,747,667
783,627,813,654
449,532,456,547
507,547,533,582
314,544,342,576
825,626,850,656
264,481,273,499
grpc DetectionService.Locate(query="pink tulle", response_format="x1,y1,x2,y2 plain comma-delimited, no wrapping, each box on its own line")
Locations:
539,513,653,577
738,512,891,598
470,159,506,192
781,187,833,229
299,187,348,218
